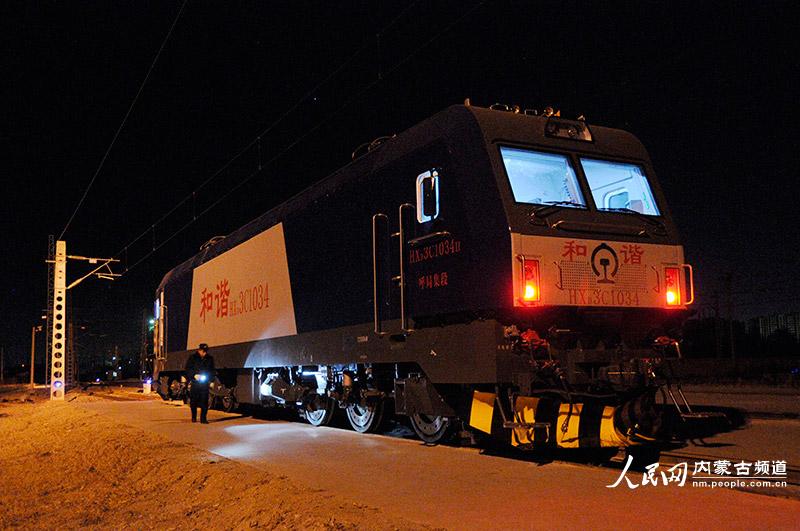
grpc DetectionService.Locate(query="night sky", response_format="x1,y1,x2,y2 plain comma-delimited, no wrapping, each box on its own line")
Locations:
2,1,798,366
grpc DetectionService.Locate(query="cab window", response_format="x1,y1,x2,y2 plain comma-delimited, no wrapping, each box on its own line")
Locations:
581,158,660,215
499,146,586,207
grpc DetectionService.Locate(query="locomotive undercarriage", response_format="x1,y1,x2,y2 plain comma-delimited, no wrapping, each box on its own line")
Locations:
156,313,707,451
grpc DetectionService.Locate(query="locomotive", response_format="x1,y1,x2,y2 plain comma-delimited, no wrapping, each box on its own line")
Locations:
153,102,695,449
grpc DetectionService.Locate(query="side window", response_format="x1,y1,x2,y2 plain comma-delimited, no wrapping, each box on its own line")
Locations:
416,169,439,223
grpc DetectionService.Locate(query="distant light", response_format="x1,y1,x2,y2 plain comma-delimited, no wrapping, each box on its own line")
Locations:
148,318,155,325
53,381,63,389
145,378,152,384
666,290,678,305
95,378,101,382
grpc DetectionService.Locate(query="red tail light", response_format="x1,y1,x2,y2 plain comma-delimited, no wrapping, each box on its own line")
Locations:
522,259,541,304
665,266,681,306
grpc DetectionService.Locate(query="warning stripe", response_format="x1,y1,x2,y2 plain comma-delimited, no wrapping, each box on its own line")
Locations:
511,395,538,446
472,391,642,449
469,390,495,434
556,403,583,448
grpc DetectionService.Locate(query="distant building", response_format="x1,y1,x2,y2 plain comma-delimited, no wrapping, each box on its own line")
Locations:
757,312,800,342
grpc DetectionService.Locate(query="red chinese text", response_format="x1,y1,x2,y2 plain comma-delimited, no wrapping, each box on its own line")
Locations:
562,240,587,261
418,272,449,290
215,279,230,318
620,244,645,265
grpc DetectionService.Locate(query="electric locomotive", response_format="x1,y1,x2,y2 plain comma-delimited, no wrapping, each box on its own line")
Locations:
153,102,695,449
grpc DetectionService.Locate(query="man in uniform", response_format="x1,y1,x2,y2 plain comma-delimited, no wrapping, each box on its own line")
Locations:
184,343,215,423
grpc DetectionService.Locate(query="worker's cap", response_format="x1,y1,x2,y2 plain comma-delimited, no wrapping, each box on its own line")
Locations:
198,343,209,351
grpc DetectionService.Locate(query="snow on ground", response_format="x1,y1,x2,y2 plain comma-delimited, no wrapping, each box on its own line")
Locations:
0,387,430,530
2,384,799,530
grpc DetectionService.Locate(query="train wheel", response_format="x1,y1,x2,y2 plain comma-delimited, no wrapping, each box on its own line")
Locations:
167,378,183,401
410,414,454,444
305,397,336,427
221,393,238,413
155,380,169,400
346,400,385,433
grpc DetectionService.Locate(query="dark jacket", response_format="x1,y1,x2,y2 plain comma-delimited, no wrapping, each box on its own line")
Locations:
185,352,215,387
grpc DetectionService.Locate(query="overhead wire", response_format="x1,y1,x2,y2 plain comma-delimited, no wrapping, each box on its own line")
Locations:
119,0,487,275
58,0,189,240
115,0,423,262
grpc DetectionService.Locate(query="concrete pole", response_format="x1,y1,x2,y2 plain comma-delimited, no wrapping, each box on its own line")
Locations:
50,240,67,400
30,326,36,387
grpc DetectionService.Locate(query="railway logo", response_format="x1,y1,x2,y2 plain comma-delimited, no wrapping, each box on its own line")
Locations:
590,243,619,284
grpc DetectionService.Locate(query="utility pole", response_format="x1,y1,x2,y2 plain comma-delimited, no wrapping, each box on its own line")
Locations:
30,325,43,387
47,240,120,400
50,240,68,399
45,235,55,387
30,327,36,387
1,346,4,384
140,310,148,381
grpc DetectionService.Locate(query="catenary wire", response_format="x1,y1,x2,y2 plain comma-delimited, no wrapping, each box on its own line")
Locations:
58,0,189,240
115,0,423,261
121,0,487,275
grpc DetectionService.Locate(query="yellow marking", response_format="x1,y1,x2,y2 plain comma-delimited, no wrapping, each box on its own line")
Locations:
599,405,635,447
556,403,583,448
469,391,495,434
511,395,539,446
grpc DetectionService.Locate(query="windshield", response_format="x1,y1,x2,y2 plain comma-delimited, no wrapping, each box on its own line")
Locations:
581,158,660,216
500,147,586,207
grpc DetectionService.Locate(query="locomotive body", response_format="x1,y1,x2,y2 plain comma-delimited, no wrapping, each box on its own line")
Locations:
154,104,693,446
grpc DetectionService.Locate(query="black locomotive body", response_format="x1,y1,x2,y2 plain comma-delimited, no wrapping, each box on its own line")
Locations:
153,104,694,447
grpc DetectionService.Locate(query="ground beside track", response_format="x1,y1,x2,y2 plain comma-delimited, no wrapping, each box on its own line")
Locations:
681,384,800,418
2,384,799,530
69,391,800,530
0,388,429,531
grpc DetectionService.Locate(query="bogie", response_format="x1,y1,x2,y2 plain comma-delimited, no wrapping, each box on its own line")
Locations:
409,413,456,444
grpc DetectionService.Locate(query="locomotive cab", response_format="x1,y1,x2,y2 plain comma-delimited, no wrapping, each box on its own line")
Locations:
402,106,693,356
495,113,693,348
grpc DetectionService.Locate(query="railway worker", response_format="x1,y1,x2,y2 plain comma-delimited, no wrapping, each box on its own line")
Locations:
185,343,215,424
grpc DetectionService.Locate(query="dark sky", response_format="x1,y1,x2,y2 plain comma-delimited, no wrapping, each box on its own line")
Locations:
2,1,798,365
